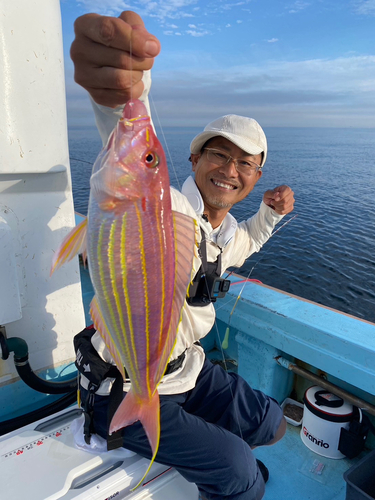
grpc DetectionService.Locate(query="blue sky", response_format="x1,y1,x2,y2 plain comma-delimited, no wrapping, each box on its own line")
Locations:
61,0,375,128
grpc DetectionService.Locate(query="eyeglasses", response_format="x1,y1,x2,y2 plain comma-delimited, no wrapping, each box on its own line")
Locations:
203,148,261,175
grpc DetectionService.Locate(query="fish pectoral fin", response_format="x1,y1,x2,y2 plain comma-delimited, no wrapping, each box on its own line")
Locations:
172,211,198,284
156,212,197,381
110,389,160,491
50,218,88,275
90,295,126,380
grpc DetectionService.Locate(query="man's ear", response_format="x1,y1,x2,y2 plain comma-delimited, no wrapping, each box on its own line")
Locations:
190,153,200,171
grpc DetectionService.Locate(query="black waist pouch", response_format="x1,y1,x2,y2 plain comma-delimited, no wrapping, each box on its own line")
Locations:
74,326,120,391
74,326,123,449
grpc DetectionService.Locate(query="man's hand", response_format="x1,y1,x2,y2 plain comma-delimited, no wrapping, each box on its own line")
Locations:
263,185,295,215
70,11,161,107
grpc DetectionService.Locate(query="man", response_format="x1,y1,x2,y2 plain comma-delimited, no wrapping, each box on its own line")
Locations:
71,11,295,500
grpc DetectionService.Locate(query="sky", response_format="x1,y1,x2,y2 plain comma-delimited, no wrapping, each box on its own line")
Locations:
60,0,375,128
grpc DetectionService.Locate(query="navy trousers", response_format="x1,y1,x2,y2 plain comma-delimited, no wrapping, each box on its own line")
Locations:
85,358,283,500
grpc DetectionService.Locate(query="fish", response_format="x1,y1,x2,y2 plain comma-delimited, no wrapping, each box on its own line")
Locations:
51,99,196,487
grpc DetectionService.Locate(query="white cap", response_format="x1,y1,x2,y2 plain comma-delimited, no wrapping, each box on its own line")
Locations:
190,114,267,167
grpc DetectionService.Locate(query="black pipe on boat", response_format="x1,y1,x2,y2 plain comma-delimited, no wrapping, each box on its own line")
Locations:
0,333,77,394
275,355,375,417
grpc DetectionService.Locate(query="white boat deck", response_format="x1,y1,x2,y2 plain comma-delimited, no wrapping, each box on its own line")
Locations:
1,404,370,500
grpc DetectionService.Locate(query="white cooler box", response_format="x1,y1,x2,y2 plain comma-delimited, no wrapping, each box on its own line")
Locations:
300,385,354,459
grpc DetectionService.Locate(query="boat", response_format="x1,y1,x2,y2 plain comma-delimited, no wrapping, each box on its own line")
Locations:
1,2,374,499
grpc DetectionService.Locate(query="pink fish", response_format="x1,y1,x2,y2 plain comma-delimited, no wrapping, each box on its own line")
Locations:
52,99,196,487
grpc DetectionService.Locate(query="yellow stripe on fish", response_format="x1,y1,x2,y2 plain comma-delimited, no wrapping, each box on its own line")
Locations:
97,222,133,381
90,296,125,381
154,199,166,354
120,213,139,373
108,217,141,391
135,203,152,399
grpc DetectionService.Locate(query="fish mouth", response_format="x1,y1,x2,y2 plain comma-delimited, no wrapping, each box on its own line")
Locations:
211,178,239,190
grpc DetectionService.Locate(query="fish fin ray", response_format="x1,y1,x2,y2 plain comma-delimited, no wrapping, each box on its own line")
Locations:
50,218,87,275
110,389,160,490
90,295,126,380
156,212,196,382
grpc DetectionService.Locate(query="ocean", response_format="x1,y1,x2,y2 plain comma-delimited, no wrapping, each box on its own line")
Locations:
68,125,375,324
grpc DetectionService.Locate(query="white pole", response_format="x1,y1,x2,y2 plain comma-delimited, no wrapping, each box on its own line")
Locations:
0,1,85,383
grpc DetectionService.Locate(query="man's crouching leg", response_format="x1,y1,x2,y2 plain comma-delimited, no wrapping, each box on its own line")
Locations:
264,416,287,446
195,429,268,500
199,417,286,500
250,415,287,450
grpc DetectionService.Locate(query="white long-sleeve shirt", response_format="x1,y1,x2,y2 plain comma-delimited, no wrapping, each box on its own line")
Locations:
82,72,284,395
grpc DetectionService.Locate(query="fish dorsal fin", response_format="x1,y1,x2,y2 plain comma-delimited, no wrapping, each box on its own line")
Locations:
155,211,197,383
50,218,88,275
90,295,126,380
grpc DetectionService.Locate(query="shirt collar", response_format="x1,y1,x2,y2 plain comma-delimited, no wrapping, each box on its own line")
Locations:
181,176,237,248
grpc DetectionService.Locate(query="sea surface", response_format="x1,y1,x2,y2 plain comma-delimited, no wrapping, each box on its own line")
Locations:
68,126,375,324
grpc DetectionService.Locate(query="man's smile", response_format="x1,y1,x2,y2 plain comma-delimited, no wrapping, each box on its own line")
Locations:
211,178,239,190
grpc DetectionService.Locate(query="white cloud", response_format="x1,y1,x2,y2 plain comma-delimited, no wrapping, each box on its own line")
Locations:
194,0,250,15
231,56,375,95
76,0,132,17
236,19,243,23
221,1,247,10
355,0,375,15
65,3,375,128
188,23,197,28
186,29,210,36
149,55,375,127
76,0,198,20
287,1,310,13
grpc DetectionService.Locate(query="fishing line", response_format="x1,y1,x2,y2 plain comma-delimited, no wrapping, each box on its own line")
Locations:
69,156,93,165
129,33,182,193
149,93,182,192
129,35,133,102
144,60,251,469
215,214,297,317
133,30,296,482
219,214,298,348
199,233,254,468
199,212,298,478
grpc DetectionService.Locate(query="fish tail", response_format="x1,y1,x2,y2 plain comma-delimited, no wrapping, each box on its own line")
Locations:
109,388,160,490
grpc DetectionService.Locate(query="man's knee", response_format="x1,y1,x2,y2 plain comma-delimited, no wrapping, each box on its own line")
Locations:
266,416,287,446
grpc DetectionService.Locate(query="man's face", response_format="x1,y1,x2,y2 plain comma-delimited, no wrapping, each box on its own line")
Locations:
191,137,263,211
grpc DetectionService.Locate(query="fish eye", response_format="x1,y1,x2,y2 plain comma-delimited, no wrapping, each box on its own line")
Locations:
144,151,159,169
